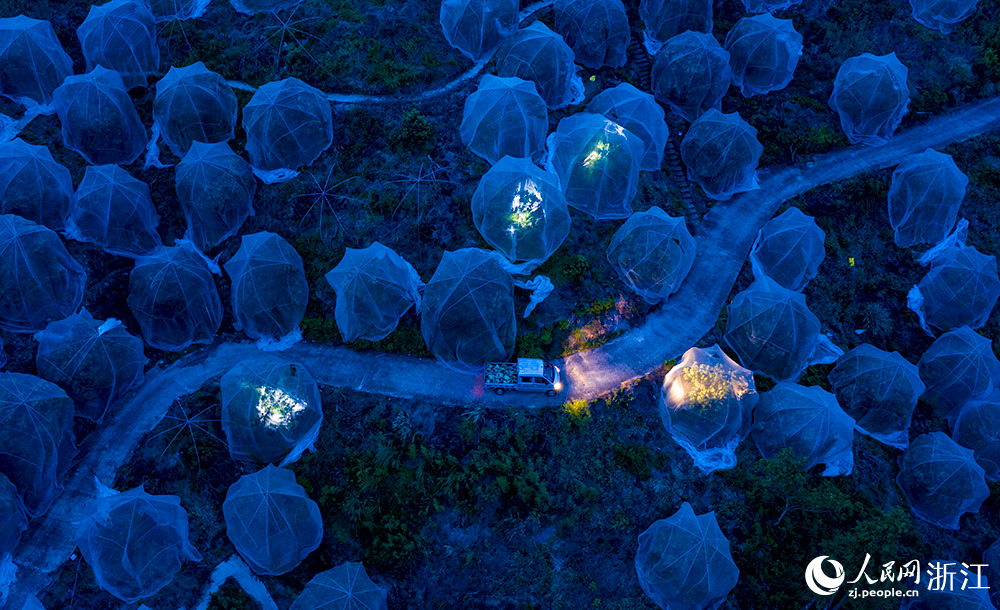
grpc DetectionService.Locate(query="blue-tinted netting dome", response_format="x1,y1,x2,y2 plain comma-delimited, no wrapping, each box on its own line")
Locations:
0,16,73,109
0,372,74,517
553,0,629,69
954,392,1000,481
75,487,202,604
681,109,763,201
153,62,238,158
77,0,160,90
291,561,388,610
220,358,323,465
587,83,669,172
660,345,758,472
639,0,712,49
651,30,732,123
472,156,571,269
494,22,583,110
902,561,995,609
0,138,72,230
148,0,210,22
544,112,643,219
749,207,825,292
439,0,518,61
724,13,802,97
242,78,333,182
607,206,696,304
52,66,148,166
752,382,856,476
35,313,145,423
888,148,969,248
828,344,924,449
66,165,161,258
175,141,256,250
223,465,323,575
829,52,910,146
460,75,548,165
897,432,988,529
0,215,86,334
224,232,308,345
917,326,1000,421
231,0,304,14
742,0,803,13
909,0,978,34
325,242,424,343
0,472,27,557
421,248,515,369
724,276,827,382
127,242,223,351
635,502,739,610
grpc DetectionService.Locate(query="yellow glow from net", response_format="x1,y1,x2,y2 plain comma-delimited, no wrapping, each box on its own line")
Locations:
255,386,307,429
508,178,542,231
674,363,754,407
583,140,610,168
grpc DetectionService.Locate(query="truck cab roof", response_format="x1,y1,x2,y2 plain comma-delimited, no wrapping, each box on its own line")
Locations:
517,358,545,376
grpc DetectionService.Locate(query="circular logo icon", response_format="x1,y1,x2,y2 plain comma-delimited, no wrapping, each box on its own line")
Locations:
805,556,845,596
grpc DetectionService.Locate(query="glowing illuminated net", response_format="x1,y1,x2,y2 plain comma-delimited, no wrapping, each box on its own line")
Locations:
587,83,668,171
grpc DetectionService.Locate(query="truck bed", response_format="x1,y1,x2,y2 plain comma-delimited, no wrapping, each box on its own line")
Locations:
484,362,518,386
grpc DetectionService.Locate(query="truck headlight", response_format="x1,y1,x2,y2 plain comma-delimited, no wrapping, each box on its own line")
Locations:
554,382,563,392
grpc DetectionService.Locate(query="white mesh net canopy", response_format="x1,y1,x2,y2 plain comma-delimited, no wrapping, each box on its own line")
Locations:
639,0,712,49
681,109,763,201
909,0,978,34
651,30,731,123
0,16,72,108
291,561,389,610
460,75,548,165
896,432,989,529
607,206,696,304
554,0,629,69
76,0,160,90
439,0,518,61
828,52,910,146
66,164,162,257
724,13,802,97
749,207,825,292
494,22,583,110
153,62,238,158
888,148,968,248
0,138,72,230
0,472,27,557
587,83,668,171
953,392,1000,482
917,326,1000,421
176,141,256,250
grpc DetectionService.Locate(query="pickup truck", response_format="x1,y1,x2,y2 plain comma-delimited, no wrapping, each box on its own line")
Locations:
484,358,563,396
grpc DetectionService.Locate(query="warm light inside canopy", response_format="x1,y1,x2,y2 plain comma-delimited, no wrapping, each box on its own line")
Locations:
508,178,542,229
255,385,307,429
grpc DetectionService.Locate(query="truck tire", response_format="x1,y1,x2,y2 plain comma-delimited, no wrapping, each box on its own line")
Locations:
546,390,556,397
494,388,505,396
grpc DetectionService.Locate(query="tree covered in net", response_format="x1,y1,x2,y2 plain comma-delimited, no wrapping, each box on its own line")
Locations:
917,326,1000,421
659,345,758,472
953,392,1000,481
242,78,333,182
0,138,72,230
888,148,968,248
724,13,802,97
53,66,148,166
0,372,74,517
35,313,146,423
544,112,643,219
635,502,739,610
221,358,323,465
472,156,571,269
607,206,696,304
651,31,731,123
439,0,518,61
587,83,668,171
828,344,924,449
0,215,86,333
0,472,27,558
75,487,202,603
751,382,855,476
639,0,712,49
291,561,388,610
829,52,910,146
231,0,304,14
681,109,763,201
224,465,323,575
897,432,989,529
554,0,629,69
147,0,210,22
153,62,238,158
421,248,515,369
66,165,162,258
127,242,223,351
325,242,423,343
460,75,548,165
77,0,159,90
175,141,256,250
494,22,583,110
909,0,978,34
0,16,73,109
749,207,825,292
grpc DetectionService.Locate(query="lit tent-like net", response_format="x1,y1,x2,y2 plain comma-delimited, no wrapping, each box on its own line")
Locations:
0,472,28,558
421,248,515,369
639,0,712,50
75,486,202,604
153,62,238,158
659,345,758,473
494,22,583,110
829,52,910,146
66,164,162,258
223,465,323,575
76,0,160,90
587,83,668,172
439,0,518,61
553,0,629,69
0,214,86,334
953,392,1000,481
175,141,257,250
607,206,696,304
0,138,73,230
749,207,825,292
681,109,763,201
917,326,1000,421
888,148,968,248
460,74,548,165
325,242,424,343
724,13,803,97
651,30,731,123
0,16,72,110
909,0,978,34
635,502,739,610
0,372,75,517
221,358,323,465
827,344,925,449
34,312,146,423
896,432,989,530
291,561,389,610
